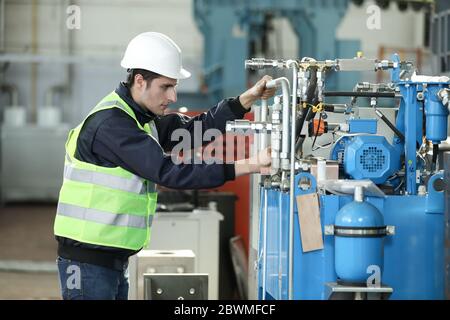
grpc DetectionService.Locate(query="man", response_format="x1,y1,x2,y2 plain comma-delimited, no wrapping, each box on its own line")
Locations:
54,32,274,300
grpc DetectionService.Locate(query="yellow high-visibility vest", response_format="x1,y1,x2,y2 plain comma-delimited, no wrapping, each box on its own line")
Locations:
54,91,158,250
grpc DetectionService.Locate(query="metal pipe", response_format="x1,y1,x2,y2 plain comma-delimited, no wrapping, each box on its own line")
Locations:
287,60,298,300
0,0,5,53
445,152,450,299
30,0,38,123
245,58,285,70
271,96,282,173
225,120,272,133
1,84,19,106
317,70,324,102
281,171,287,190
260,99,268,150
261,188,268,300
266,77,290,169
255,187,264,299
278,191,282,299
65,0,75,123
0,54,116,64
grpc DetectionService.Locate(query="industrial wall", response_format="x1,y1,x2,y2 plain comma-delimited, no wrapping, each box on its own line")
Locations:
1,0,427,125
0,0,203,124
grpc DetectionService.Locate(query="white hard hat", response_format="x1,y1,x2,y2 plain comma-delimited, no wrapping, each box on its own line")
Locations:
120,32,191,80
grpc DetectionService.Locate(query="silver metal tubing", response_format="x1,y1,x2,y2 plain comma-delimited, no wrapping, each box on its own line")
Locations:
317,70,324,102
287,60,299,300
444,152,450,299
278,191,283,299
260,99,268,150
271,96,282,173
266,77,290,168
262,188,268,300
245,58,285,70
0,0,5,53
226,120,272,133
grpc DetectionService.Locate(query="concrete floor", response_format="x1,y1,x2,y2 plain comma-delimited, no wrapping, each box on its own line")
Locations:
0,203,61,299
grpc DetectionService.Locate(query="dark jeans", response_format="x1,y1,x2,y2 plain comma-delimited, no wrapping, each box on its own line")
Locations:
56,256,129,300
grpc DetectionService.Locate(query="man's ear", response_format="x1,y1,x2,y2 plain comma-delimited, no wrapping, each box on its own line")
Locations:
134,73,145,89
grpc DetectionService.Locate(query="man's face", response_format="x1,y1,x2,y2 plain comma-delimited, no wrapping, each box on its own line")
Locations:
133,75,178,116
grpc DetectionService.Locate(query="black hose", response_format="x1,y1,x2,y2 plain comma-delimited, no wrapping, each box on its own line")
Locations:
294,70,318,155
295,136,306,156
295,113,303,138
324,91,396,98
295,108,314,155
323,104,336,112
374,108,405,142
432,144,439,170
311,112,322,149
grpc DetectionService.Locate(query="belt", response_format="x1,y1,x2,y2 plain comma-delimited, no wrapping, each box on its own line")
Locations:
57,242,136,271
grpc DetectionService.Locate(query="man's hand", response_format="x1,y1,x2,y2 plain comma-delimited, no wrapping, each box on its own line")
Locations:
255,147,272,175
239,75,277,110
234,147,272,177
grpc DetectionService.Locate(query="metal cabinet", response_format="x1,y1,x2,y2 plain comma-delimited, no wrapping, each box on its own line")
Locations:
147,209,223,300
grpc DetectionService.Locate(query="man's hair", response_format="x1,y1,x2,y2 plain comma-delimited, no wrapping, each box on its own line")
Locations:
126,69,161,88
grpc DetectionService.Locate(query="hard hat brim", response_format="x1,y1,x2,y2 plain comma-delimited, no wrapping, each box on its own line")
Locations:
160,67,191,80
120,60,191,80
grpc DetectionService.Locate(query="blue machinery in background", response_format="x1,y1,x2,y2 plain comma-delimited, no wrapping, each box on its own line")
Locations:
193,0,359,104
226,53,450,299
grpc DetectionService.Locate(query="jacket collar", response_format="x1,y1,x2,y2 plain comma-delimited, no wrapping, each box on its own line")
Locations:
115,82,156,125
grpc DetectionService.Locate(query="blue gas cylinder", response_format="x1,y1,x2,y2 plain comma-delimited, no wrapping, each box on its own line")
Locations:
334,192,385,285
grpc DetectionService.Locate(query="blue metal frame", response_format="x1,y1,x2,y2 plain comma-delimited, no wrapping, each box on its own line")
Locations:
258,171,446,299
391,54,449,194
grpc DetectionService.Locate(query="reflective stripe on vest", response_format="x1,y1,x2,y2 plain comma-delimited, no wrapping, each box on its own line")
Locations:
95,99,129,113
64,164,149,194
57,202,153,229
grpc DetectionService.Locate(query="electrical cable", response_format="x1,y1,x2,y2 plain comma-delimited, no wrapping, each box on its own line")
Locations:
374,107,405,142
432,144,439,171
311,112,322,150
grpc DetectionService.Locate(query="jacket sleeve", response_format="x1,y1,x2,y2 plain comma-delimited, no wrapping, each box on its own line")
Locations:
92,110,235,189
155,97,249,152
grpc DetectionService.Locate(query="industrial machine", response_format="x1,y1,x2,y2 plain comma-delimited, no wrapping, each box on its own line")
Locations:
226,53,449,299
